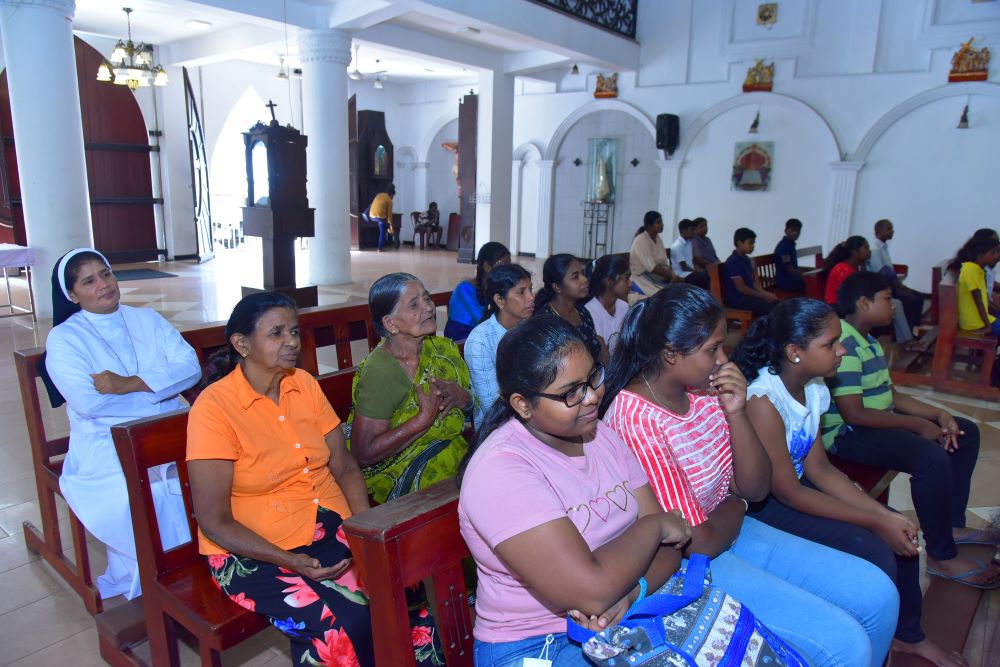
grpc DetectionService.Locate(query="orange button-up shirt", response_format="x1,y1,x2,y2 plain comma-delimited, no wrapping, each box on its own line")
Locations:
187,366,351,555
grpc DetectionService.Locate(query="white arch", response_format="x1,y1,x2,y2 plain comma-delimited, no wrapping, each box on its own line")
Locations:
396,145,418,161
677,92,841,163
853,81,1000,161
421,112,459,163
544,99,656,160
513,141,543,162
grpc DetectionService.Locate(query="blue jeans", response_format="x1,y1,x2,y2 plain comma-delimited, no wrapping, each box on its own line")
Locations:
372,216,388,250
711,517,898,667
474,633,587,667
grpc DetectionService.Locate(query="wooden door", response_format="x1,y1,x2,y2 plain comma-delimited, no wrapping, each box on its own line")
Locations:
184,68,213,263
457,93,477,263
0,37,158,262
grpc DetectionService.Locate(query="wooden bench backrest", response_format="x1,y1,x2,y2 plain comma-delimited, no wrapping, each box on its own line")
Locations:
179,290,453,375
317,367,357,418
797,245,823,269
14,348,69,469
343,479,473,667
929,260,950,326
112,410,200,578
936,269,959,342
705,262,726,303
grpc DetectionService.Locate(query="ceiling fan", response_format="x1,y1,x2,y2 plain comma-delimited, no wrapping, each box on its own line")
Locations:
347,44,387,85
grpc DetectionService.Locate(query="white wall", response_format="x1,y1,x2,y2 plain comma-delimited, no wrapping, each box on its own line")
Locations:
677,101,834,258
852,92,1000,293
550,110,659,257
427,119,460,223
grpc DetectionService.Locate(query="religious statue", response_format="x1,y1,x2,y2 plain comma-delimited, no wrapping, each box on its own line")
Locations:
442,141,461,201
594,73,618,99
743,60,775,92
594,156,611,202
949,37,990,82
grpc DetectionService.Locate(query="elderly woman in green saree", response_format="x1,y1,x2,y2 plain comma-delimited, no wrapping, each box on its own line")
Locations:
348,273,473,504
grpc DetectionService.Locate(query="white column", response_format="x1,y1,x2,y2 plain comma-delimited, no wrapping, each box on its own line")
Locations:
0,0,92,317
474,69,515,253
509,159,524,253
827,161,865,252
535,160,556,259
413,162,429,209
656,159,684,238
157,64,197,259
299,29,352,286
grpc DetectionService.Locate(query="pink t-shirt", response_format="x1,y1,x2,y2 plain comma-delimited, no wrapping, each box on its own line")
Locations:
603,390,733,527
458,419,650,643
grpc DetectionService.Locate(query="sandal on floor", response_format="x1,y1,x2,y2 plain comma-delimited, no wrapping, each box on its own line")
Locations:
926,557,1000,590
954,529,999,546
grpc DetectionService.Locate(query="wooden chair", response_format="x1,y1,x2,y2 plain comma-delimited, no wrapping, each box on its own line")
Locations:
446,212,461,251
753,252,805,300
928,260,950,326
411,211,426,249
13,347,104,615
343,479,473,667
930,269,999,399
110,410,270,667
705,262,752,335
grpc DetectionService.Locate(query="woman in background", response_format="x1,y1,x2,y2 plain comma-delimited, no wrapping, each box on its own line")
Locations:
584,253,630,355
629,210,676,298
535,253,608,364
444,242,510,341
464,263,534,424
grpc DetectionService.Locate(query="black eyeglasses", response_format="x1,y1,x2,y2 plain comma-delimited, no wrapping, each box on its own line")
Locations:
533,364,605,408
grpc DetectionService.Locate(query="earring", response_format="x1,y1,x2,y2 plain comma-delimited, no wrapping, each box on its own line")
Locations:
793,356,800,363
499,304,505,310
241,352,248,358
390,329,399,336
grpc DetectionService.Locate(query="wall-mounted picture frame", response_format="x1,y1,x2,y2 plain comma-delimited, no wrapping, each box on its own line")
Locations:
732,142,774,191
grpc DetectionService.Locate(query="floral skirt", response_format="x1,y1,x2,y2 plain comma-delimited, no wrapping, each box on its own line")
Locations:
208,507,443,666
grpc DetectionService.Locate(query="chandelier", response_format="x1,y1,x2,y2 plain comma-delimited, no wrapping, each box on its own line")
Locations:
96,7,168,90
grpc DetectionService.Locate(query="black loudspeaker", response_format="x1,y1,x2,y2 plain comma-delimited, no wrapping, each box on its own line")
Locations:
656,113,679,155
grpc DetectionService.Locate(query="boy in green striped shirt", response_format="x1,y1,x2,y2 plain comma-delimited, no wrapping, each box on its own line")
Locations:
821,272,997,601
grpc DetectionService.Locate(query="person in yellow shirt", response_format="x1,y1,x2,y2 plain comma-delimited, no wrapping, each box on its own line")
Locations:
367,184,396,251
956,239,1000,334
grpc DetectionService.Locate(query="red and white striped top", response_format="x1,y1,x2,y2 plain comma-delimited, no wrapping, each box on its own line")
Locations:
603,389,733,526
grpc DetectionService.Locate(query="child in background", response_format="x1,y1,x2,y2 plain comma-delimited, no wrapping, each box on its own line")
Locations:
724,227,778,316
584,254,630,355
774,218,806,292
953,239,1000,334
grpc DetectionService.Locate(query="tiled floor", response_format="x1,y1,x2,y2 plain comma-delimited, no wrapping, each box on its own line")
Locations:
0,244,996,665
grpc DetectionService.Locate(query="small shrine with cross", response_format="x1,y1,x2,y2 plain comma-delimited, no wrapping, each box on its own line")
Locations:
240,100,318,307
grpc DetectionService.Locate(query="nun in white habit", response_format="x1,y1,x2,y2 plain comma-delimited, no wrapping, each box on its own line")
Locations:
43,248,200,599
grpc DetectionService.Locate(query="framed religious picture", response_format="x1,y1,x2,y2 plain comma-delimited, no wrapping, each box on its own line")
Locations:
732,142,774,191
587,138,619,203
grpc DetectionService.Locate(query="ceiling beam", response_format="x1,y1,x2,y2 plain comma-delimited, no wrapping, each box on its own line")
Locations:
160,24,286,67
503,50,571,75
392,0,639,71
325,0,409,31
184,0,320,29
357,22,503,71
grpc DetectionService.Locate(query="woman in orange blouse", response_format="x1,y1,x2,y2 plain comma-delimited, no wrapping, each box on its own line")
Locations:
186,292,439,666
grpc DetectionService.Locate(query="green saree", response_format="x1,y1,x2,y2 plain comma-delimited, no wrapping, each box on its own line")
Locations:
347,335,471,504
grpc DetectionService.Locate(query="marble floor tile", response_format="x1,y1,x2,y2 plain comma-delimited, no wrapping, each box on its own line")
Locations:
0,589,96,664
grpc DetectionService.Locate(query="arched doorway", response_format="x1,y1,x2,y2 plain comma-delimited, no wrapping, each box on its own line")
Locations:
0,36,158,262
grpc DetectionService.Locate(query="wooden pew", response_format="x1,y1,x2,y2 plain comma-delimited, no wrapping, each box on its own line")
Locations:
109,409,270,667
754,245,822,299
928,259,950,326
705,262,752,334
178,290,452,375
343,480,472,667
930,269,999,399
13,348,103,615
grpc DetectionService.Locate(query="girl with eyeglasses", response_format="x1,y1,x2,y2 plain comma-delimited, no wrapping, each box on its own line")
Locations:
601,283,899,667
458,314,691,666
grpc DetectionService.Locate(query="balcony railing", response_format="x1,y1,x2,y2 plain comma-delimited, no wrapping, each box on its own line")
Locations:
529,0,638,40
